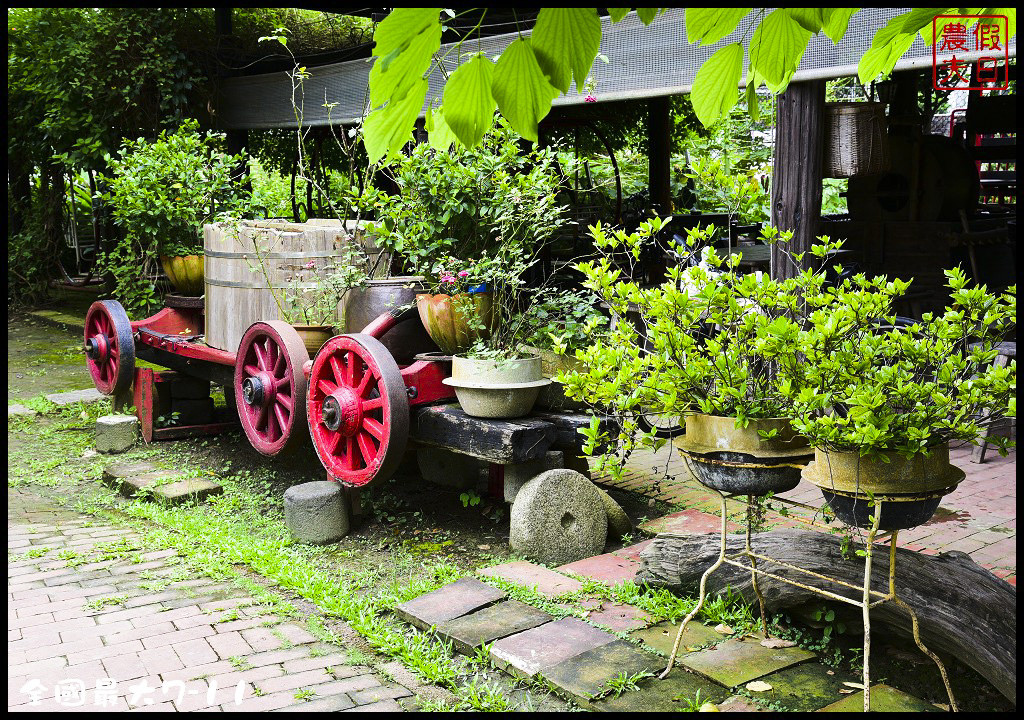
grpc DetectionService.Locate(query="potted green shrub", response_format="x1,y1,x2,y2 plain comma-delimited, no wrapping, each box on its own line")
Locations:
565,218,815,495
103,120,248,309
780,260,1016,530
368,120,567,356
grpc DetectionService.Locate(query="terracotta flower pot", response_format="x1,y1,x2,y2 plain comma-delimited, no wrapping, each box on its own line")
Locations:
415,292,494,356
802,446,964,530
160,254,204,296
291,324,334,357
672,414,813,496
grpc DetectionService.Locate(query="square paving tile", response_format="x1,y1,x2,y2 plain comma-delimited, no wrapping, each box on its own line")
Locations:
542,639,664,704
630,620,723,656
478,561,583,598
591,667,729,712
819,684,942,712
586,603,649,633
680,635,816,688
744,661,861,712
489,617,617,679
393,577,505,630
612,539,653,561
557,553,640,586
434,600,553,655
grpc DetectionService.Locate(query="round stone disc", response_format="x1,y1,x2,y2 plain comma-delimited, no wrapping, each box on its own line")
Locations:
510,469,608,566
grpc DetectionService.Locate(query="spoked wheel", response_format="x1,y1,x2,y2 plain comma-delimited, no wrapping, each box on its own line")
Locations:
84,300,135,396
636,412,686,439
307,333,409,488
234,321,310,456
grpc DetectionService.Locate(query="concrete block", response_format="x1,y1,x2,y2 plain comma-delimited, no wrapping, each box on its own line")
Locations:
283,481,349,545
95,415,139,453
416,446,486,490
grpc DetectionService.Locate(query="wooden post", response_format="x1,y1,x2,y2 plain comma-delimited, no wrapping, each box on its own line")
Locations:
771,80,825,280
648,96,673,216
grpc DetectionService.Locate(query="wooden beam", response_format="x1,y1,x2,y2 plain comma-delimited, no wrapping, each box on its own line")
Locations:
771,80,825,280
648,97,673,216
410,404,557,464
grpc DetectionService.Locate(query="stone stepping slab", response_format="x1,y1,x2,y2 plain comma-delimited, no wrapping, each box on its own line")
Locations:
592,667,730,712
742,661,864,713
478,561,583,598
680,634,816,688
101,463,222,506
541,638,664,705
46,388,104,406
434,599,553,655
489,617,617,680
557,552,640,586
819,684,943,712
639,508,739,536
630,620,724,656
393,577,505,631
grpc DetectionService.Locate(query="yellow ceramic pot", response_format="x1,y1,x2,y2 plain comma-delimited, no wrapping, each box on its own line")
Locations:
160,254,204,295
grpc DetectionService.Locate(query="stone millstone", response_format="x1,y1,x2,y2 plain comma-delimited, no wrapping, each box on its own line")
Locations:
596,488,633,539
283,481,349,545
95,414,139,453
509,469,608,566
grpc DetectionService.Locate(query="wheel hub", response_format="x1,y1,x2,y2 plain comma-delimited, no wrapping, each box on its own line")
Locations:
85,334,109,362
242,372,275,407
321,388,361,437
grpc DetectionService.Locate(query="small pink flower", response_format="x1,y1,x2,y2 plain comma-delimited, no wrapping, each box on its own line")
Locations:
440,273,456,284
584,94,597,103
458,270,469,278
303,260,316,269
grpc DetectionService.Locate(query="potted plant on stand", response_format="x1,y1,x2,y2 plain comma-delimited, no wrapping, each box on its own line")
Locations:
103,120,248,312
368,119,567,357
564,219,815,496
781,263,1016,530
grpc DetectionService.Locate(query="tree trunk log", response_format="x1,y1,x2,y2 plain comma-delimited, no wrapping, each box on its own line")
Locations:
637,530,1016,705
771,80,824,280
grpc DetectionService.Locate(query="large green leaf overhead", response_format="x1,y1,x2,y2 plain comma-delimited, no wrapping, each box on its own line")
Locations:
685,8,751,45
365,8,442,163
532,8,602,93
748,9,812,93
491,38,559,143
690,43,744,127
441,54,496,148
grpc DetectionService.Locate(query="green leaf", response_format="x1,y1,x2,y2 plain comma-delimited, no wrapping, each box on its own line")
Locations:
636,8,664,26
608,8,631,22
745,67,764,122
685,8,751,45
425,106,457,152
441,54,496,148
857,14,919,84
531,8,602,93
786,8,824,33
492,38,559,143
749,9,812,93
691,43,744,127
368,8,442,108
822,8,858,43
363,77,429,165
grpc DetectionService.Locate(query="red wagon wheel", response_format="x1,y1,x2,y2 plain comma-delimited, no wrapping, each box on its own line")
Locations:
307,333,409,488
84,300,135,396
234,321,310,456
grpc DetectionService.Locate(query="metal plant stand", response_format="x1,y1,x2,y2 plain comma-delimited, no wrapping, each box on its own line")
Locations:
658,483,959,713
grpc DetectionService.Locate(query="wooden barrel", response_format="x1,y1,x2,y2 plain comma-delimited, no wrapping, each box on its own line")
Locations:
203,220,384,352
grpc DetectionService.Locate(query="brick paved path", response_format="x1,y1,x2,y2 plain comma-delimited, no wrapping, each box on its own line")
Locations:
598,442,1017,586
8,490,413,712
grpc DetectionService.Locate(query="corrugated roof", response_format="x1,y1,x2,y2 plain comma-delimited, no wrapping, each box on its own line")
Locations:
216,8,1017,129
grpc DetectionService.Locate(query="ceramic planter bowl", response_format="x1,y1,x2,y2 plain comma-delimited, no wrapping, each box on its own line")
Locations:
291,324,334,357
442,354,550,419
802,446,964,530
415,292,493,356
160,254,204,295
672,414,813,496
